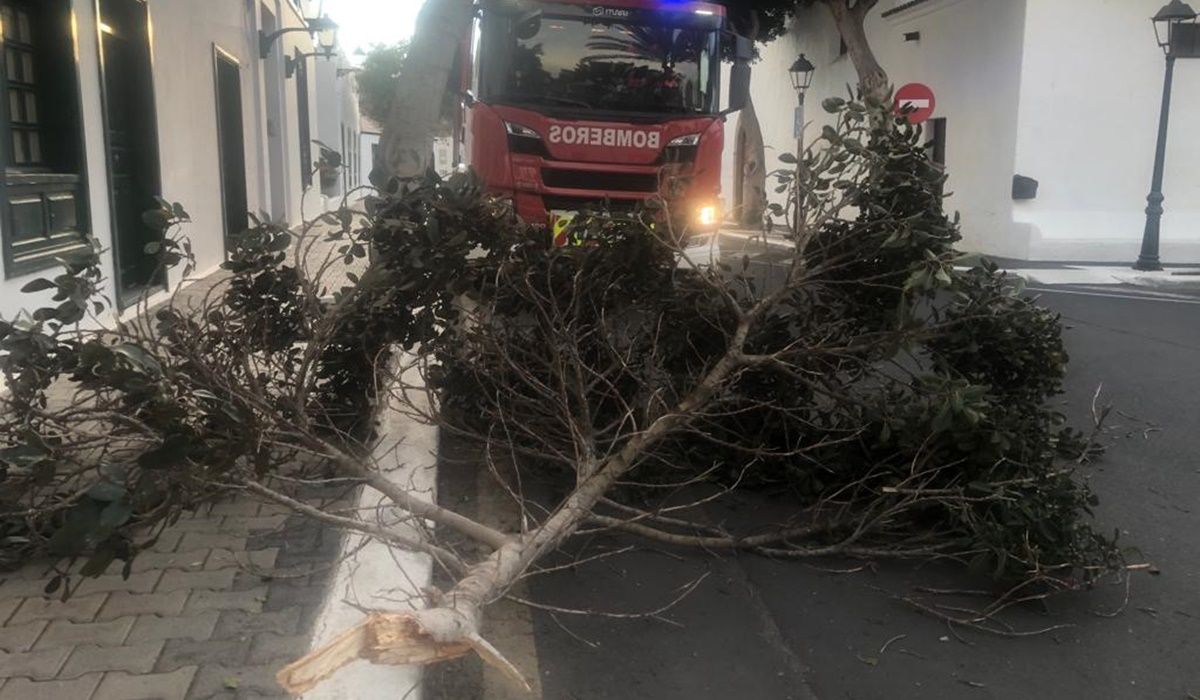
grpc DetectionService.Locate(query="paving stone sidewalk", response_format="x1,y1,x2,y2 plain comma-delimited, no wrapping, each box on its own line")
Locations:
0,497,344,699
0,221,369,698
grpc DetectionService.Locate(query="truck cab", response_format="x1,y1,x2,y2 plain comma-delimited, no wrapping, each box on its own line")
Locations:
461,0,751,254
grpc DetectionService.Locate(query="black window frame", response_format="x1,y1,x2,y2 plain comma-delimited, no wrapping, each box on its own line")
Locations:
0,0,92,279
295,48,312,189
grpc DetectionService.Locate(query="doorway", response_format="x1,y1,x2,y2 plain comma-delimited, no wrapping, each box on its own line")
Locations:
213,46,248,250
97,0,162,308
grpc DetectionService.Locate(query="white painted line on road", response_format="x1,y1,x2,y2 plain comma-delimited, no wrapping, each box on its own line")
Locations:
1065,285,1200,302
1026,286,1200,305
721,230,793,248
1005,267,1128,285
303,351,435,700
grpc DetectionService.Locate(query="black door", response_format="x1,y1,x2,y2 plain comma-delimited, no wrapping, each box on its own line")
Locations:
98,0,162,308
214,47,248,249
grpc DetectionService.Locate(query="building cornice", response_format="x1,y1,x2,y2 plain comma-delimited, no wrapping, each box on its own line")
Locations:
882,0,970,22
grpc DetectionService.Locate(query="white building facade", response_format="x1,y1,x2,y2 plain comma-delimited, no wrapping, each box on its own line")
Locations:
0,0,360,321
726,0,1200,263
315,49,363,207
359,115,381,191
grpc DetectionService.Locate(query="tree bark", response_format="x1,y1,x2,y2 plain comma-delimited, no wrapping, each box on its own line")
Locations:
734,97,768,226
731,10,767,227
373,0,474,187
825,0,889,100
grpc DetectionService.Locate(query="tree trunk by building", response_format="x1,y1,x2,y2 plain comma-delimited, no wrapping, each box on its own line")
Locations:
824,0,889,100
374,0,474,187
730,10,768,228
734,97,768,226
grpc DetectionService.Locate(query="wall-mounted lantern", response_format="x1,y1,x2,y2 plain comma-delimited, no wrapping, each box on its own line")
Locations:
260,15,339,60
286,48,336,79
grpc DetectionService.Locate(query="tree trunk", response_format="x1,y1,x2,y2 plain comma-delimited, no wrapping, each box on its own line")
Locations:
734,97,768,227
825,0,889,100
373,0,474,187
730,10,767,228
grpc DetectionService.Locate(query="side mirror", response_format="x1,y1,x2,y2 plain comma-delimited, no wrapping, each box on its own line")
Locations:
725,61,751,113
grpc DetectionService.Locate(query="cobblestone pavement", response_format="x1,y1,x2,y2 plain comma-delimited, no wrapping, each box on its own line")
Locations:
0,216,371,698
0,498,344,699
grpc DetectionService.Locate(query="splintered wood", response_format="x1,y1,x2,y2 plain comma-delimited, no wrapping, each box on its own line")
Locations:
276,610,531,695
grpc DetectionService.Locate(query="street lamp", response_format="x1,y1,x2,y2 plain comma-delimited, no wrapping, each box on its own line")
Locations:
285,48,336,79
789,54,816,236
1134,0,1198,271
259,15,339,60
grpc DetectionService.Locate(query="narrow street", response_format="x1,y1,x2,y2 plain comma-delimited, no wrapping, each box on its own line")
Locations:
517,238,1200,700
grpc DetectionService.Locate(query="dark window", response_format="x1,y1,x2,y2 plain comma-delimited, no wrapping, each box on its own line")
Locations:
4,4,41,166
924,117,947,199
481,12,720,115
925,117,947,166
1,0,89,278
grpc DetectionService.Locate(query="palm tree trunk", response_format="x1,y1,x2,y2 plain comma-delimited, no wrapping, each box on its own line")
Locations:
373,0,474,187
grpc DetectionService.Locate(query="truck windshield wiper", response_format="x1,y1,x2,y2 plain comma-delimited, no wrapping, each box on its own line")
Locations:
491,92,593,109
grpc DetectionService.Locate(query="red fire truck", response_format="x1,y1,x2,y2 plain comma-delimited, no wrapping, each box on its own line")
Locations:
460,0,752,255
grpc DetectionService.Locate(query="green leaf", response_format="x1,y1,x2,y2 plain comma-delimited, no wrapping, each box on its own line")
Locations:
20,278,56,293
80,548,118,577
99,499,134,530
142,209,171,230
778,152,798,165
44,575,63,595
821,96,846,113
87,481,126,502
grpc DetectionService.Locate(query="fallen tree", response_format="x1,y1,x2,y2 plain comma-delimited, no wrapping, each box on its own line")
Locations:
0,98,1130,692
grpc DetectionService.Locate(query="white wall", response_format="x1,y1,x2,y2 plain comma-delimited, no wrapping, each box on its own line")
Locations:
151,0,273,289
314,51,364,206
360,129,380,191
726,0,1029,257
1014,0,1200,262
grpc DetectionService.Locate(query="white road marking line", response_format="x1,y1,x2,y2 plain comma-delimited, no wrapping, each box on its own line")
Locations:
1065,284,1200,301
1025,286,1200,305
304,352,434,700
720,231,794,248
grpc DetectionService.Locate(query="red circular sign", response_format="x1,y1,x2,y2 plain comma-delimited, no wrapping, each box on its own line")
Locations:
894,83,936,124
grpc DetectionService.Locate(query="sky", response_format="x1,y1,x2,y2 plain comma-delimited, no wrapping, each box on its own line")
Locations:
321,0,425,63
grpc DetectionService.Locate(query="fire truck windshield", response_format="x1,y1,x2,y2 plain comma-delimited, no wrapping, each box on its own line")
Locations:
482,13,719,116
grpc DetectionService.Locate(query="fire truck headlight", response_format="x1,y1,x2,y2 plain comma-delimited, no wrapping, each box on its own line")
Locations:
667,134,702,147
504,122,542,139
696,203,719,228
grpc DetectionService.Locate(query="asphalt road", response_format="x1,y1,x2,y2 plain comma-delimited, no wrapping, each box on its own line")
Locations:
522,239,1200,700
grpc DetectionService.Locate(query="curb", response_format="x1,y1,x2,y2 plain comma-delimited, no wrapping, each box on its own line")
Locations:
301,352,436,700
1109,270,1200,290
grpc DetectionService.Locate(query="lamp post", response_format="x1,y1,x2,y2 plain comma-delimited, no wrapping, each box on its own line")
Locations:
1134,0,1198,271
286,48,336,79
788,54,816,237
259,15,339,60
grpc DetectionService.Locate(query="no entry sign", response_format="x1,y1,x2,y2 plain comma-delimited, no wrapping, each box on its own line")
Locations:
895,83,936,124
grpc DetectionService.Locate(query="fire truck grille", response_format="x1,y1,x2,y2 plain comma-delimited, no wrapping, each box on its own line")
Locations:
542,195,646,215
542,168,660,193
